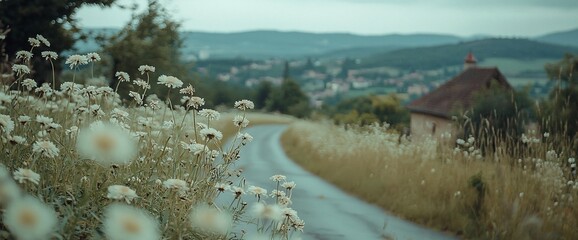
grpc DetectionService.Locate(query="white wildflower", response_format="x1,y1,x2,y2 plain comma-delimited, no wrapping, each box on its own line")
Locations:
281,181,296,190
16,51,33,61
36,34,50,47
12,64,30,76
77,121,137,165
248,186,267,198
86,52,101,62
234,99,254,110
0,114,15,135
162,179,189,195
157,75,183,88
107,185,138,204
189,204,232,235
3,195,58,240
28,37,41,47
233,115,249,128
237,132,253,145
179,85,195,95
102,204,160,240
198,109,220,120
115,71,130,82
17,115,31,125
65,54,89,69
13,168,40,185
138,65,155,74
200,128,223,141
270,174,286,182
252,203,283,221
21,78,37,90
32,140,59,158
41,51,58,60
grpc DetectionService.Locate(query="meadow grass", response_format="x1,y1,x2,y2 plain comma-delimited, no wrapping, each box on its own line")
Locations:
281,120,577,239
0,34,303,239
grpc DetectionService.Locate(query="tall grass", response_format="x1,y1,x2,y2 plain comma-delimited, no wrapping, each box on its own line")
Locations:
281,120,577,239
0,34,303,239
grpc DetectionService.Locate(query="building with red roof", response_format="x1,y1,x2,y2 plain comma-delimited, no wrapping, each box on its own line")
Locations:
406,52,512,139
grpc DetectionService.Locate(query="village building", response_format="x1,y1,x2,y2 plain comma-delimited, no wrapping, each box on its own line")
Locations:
406,52,513,139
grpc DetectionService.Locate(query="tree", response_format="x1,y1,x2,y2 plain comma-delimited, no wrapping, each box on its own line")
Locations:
462,84,534,143
254,80,273,109
543,54,578,139
103,0,187,100
0,0,115,79
266,61,311,117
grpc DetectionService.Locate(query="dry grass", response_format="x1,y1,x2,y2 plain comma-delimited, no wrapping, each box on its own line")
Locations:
281,120,578,239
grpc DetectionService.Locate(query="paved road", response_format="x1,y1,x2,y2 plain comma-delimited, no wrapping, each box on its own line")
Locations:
235,125,457,240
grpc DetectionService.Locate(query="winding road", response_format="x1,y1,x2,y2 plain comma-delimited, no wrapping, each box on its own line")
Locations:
236,125,457,240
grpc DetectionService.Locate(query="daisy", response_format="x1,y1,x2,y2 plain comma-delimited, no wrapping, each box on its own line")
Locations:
237,132,253,145
0,179,21,204
21,78,37,90
28,37,41,47
12,64,30,76
35,115,54,126
17,116,31,125
41,51,58,60
3,195,58,240
115,71,130,82
200,128,223,141
16,51,33,61
13,168,40,185
231,186,245,198
162,179,189,195
76,121,137,165
0,114,15,135
65,54,89,69
214,183,230,193
189,204,232,235
184,96,205,109
198,109,220,120
270,174,286,182
233,115,249,128
252,203,283,221
234,99,254,110
102,204,160,240
157,75,183,88
8,135,26,145
179,85,195,95
32,140,60,158
137,65,155,74
0,92,12,105
36,34,50,47
86,52,101,62
107,185,138,204
247,185,267,198
281,181,296,190
278,196,292,207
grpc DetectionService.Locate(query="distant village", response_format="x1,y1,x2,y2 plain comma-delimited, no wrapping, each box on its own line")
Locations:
193,55,555,108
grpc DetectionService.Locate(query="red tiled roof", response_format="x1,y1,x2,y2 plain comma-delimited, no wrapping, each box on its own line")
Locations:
406,67,512,118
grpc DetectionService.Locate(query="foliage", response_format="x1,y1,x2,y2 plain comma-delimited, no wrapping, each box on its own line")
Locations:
459,82,534,147
0,0,115,78
102,0,187,100
543,54,578,140
264,62,311,118
331,94,409,129
0,34,304,239
282,120,578,239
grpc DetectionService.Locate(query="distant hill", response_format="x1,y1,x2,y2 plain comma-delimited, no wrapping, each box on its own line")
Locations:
535,28,578,47
356,38,578,70
181,30,462,59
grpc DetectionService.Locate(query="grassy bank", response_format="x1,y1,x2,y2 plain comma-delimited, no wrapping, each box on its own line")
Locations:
281,120,578,239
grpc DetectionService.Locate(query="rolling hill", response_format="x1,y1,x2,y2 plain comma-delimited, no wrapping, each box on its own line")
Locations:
536,28,578,47
180,30,462,59
356,38,578,70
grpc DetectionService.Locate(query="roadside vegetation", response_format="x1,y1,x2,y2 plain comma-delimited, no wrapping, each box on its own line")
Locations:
281,120,577,239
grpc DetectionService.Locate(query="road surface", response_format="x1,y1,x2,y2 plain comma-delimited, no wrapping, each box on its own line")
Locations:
234,125,457,240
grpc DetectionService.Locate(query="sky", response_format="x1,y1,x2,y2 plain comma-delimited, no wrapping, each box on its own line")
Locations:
77,0,578,37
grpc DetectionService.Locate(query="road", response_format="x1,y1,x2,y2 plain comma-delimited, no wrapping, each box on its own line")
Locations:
234,125,458,240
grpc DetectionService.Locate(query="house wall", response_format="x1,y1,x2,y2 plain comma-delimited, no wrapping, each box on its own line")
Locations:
410,112,456,141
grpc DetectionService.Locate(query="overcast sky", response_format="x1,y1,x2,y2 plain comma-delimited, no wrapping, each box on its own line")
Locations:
77,0,578,37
